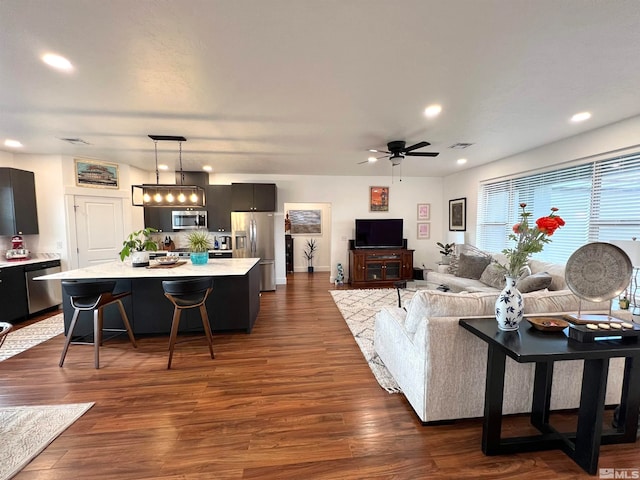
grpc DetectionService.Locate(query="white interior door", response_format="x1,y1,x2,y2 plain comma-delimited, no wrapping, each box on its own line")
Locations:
75,196,124,267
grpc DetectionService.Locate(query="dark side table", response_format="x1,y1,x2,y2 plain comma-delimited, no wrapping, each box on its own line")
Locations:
459,317,640,475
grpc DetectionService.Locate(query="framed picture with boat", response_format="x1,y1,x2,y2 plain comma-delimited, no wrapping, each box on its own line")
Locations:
75,159,119,189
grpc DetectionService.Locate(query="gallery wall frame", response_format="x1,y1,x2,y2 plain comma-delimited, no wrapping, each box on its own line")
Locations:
370,186,389,212
417,222,430,239
449,197,467,231
289,209,322,234
75,159,119,189
417,203,430,220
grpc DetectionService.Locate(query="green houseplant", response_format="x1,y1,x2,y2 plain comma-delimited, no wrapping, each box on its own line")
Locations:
304,238,318,273
187,230,213,265
120,227,158,266
436,241,455,265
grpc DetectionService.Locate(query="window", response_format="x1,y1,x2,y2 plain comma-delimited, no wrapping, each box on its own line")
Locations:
477,153,640,263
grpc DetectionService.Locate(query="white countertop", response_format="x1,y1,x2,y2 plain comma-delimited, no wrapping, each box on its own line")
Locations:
0,253,61,269
35,257,260,280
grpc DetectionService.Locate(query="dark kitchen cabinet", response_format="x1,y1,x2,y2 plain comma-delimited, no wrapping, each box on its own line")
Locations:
0,168,39,235
144,208,173,232
207,185,232,232
0,265,28,322
231,183,276,212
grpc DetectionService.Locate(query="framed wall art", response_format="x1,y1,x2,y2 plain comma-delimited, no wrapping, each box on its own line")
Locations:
370,186,389,212
417,203,430,220
417,222,430,239
75,159,119,189
449,197,467,231
289,209,322,234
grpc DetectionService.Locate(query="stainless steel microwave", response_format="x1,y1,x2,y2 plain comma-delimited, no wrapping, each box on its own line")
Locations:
172,210,207,230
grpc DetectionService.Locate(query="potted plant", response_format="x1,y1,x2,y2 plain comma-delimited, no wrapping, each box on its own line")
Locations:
187,230,212,265
436,241,455,265
120,227,158,267
304,238,318,273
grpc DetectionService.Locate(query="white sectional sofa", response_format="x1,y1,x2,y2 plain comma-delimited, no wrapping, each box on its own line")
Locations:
374,276,629,423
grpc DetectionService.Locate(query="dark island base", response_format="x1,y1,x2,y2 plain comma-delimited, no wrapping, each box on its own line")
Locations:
62,263,261,337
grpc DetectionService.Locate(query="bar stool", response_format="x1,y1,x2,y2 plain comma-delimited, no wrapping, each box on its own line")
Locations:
60,280,137,369
162,277,214,369
0,322,13,349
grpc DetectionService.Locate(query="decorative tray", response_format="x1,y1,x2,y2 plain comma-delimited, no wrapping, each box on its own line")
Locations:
526,317,569,332
567,322,640,343
147,260,187,269
155,256,180,265
564,242,632,302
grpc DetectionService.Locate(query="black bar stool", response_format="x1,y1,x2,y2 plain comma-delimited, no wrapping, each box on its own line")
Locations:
162,277,215,369
60,280,137,368
0,322,13,349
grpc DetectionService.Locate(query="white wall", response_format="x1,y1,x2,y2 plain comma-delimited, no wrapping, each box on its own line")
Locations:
213,173,444,283
442,114,640,247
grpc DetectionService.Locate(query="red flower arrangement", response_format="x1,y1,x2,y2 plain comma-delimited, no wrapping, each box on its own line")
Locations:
500,203,565,278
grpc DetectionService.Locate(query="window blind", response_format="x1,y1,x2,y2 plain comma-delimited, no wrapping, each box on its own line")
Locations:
477,153,640,263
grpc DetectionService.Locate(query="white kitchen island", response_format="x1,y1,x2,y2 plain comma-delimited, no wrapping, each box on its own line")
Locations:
37,258,261,336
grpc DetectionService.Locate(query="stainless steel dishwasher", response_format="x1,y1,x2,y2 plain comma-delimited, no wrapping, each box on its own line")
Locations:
24,260,62,314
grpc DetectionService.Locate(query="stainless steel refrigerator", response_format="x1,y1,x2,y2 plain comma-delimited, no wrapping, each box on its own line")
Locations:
232,212,276,291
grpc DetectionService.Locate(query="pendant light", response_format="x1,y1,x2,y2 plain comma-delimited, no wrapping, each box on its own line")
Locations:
131,135,206,207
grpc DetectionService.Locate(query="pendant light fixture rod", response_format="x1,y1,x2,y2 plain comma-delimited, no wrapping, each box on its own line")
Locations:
178,141,184,185
154,140,159,184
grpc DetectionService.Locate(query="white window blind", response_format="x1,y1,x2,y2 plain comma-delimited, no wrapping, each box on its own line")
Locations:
477,153,640,263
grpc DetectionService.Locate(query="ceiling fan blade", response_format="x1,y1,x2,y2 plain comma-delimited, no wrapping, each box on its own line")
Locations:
406,152,439,157
404,141,430,152
368,148,390,154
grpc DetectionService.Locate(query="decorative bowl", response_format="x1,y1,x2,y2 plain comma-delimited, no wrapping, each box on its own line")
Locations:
156,256,179,265
526,317,569,332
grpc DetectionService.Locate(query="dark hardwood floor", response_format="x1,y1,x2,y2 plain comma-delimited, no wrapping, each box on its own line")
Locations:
1,272,637,479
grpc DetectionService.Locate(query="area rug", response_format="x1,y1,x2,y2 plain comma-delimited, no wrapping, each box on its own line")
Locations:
0,402,94,480
330,288,416,393
0,314,64,362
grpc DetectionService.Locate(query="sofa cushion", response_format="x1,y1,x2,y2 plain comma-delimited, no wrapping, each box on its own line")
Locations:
517,272,553,293
523,289,610,313
528,259,567,290
479,263,505,289
456,252,492,280
404,290,498,335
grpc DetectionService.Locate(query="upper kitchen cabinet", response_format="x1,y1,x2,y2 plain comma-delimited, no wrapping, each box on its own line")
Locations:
231,183,277,212
144,207,173,233
207,185,232,232
0,168,39,235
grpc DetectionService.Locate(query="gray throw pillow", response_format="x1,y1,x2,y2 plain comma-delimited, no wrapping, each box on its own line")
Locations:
479,263,506,289
456,252,492,280
517,271,553,293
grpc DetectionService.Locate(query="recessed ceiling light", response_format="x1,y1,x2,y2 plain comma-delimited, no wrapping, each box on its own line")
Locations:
42,53,73,71
424,104,442,118
367,156,377,163
457,158,467,165
570,111,591,123
158,164,169,170
4,139,23,148
202,165,213,172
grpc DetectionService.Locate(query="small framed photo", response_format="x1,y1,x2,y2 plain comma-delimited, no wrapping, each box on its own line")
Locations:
417,222,430,239
449,197,467,231
417,203,430,220
75,159,119,189
370,186,389,212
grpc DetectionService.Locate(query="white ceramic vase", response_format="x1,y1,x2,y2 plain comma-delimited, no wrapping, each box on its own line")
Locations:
495,276,524,331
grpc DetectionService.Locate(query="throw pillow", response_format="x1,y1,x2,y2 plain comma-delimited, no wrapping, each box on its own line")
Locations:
456,252,492,280
517,271,553,293
479,263,506,289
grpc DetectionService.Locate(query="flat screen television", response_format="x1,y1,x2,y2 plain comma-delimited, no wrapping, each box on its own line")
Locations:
354,218,404,249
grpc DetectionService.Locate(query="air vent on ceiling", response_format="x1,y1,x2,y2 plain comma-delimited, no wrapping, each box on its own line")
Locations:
59,137,91,145
449,143,474,149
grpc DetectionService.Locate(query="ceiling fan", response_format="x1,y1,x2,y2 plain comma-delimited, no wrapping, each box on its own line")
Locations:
361,140,439,166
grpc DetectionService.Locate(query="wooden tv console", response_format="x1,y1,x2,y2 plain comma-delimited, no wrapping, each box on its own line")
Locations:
349,248,414,288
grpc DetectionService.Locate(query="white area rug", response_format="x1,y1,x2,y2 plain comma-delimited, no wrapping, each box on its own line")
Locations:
0,314,64,362
0,402,94,480
330,288,416,393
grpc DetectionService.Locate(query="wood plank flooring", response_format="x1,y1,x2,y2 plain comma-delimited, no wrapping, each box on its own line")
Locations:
1,272,638,479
